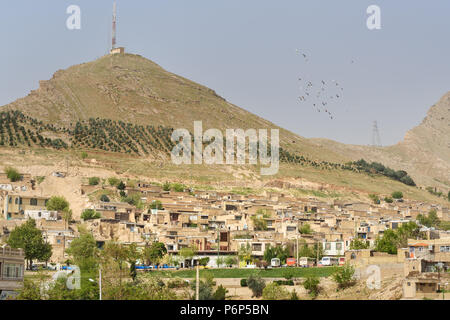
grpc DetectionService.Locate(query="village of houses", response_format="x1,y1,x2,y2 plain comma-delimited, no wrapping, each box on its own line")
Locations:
1,170,450,300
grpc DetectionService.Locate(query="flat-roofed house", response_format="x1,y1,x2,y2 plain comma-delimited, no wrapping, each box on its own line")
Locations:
0,245,25,298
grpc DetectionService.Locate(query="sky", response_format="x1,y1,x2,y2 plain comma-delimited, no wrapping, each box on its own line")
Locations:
0,0,449,146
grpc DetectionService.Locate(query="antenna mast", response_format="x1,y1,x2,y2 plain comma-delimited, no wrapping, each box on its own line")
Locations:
112,1,117,50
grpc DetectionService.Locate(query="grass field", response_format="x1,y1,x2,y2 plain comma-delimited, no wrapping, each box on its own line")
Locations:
140,267,336,279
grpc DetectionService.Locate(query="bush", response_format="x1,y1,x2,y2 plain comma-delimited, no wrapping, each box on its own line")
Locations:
262,282,291,300
81,209,101,220
391,191,403,199
332,264,356,290
81,152,88,159
108,177,120,186
117,181,126,190
303,276,320,298
5,167,21,182
100,195,110,202
384,197,393,203
149,200,163,210
240,279,248,287
167,278,189,289
273,280,294,286
213,285,228,300
247,275,265,298
88,177,100,186
369,194,380,204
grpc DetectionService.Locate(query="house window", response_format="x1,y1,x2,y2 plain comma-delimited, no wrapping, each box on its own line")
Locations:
3,264,23,279
252,243,262,251
325,243,331,250
30,198,38,206
336,243,342,250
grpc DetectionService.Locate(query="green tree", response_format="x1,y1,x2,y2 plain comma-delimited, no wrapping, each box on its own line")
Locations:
7,219,53,269
81,209,101,220
117,181,126,191
251,215,268,231
5,166,21,182
238,243,252,265
417,209,440,228
303,276,320,299
100,194,110,202
350,239,370,250
247,274,265,298
65,229,98,271
299,223,312,234
224,255,237,267
332,264,356,290
143,242,168,266
46,196,69,212
149,200,163,210
62,207,72,230
213,285,228,300
198,257,210,267
81,152,88,159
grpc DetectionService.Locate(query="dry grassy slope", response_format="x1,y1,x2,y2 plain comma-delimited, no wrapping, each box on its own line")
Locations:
2,53,346,164
311,92,450,190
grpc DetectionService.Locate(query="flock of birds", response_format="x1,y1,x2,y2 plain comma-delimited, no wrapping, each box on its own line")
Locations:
295,49,352,120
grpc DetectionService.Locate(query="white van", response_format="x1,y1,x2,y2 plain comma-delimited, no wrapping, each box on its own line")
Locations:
319,257,339,266
271,258,281,267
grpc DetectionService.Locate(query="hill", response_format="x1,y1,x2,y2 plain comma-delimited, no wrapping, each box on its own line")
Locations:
312,92,450,190
0,52,448,202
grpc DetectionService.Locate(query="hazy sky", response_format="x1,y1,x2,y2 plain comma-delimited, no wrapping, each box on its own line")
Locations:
1,1,449,146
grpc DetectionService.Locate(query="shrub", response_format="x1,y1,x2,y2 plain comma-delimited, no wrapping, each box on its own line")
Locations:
384,197,393,203
88,177,100,186
213,285,228,300
100,195,110,202
149,200,163,210
81,209,101,220
5,167,21,182
273,280,294,286
81,152,88,159
391,191,403,199
262,282,290,300
108,177,120,186
167,278,189,289
117,181,126,191
368,194,380,204
332,264,356,290
303,276,320,298
240,279,248,287
247,275,265,298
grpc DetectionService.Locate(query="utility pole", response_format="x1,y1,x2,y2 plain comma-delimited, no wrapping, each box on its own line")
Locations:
217,226,220,268
296,235,299,267
196,265,199,300
316,241,320,266
99,266,102,301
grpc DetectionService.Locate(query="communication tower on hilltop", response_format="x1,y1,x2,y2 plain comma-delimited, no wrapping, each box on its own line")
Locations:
110,1,125,55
